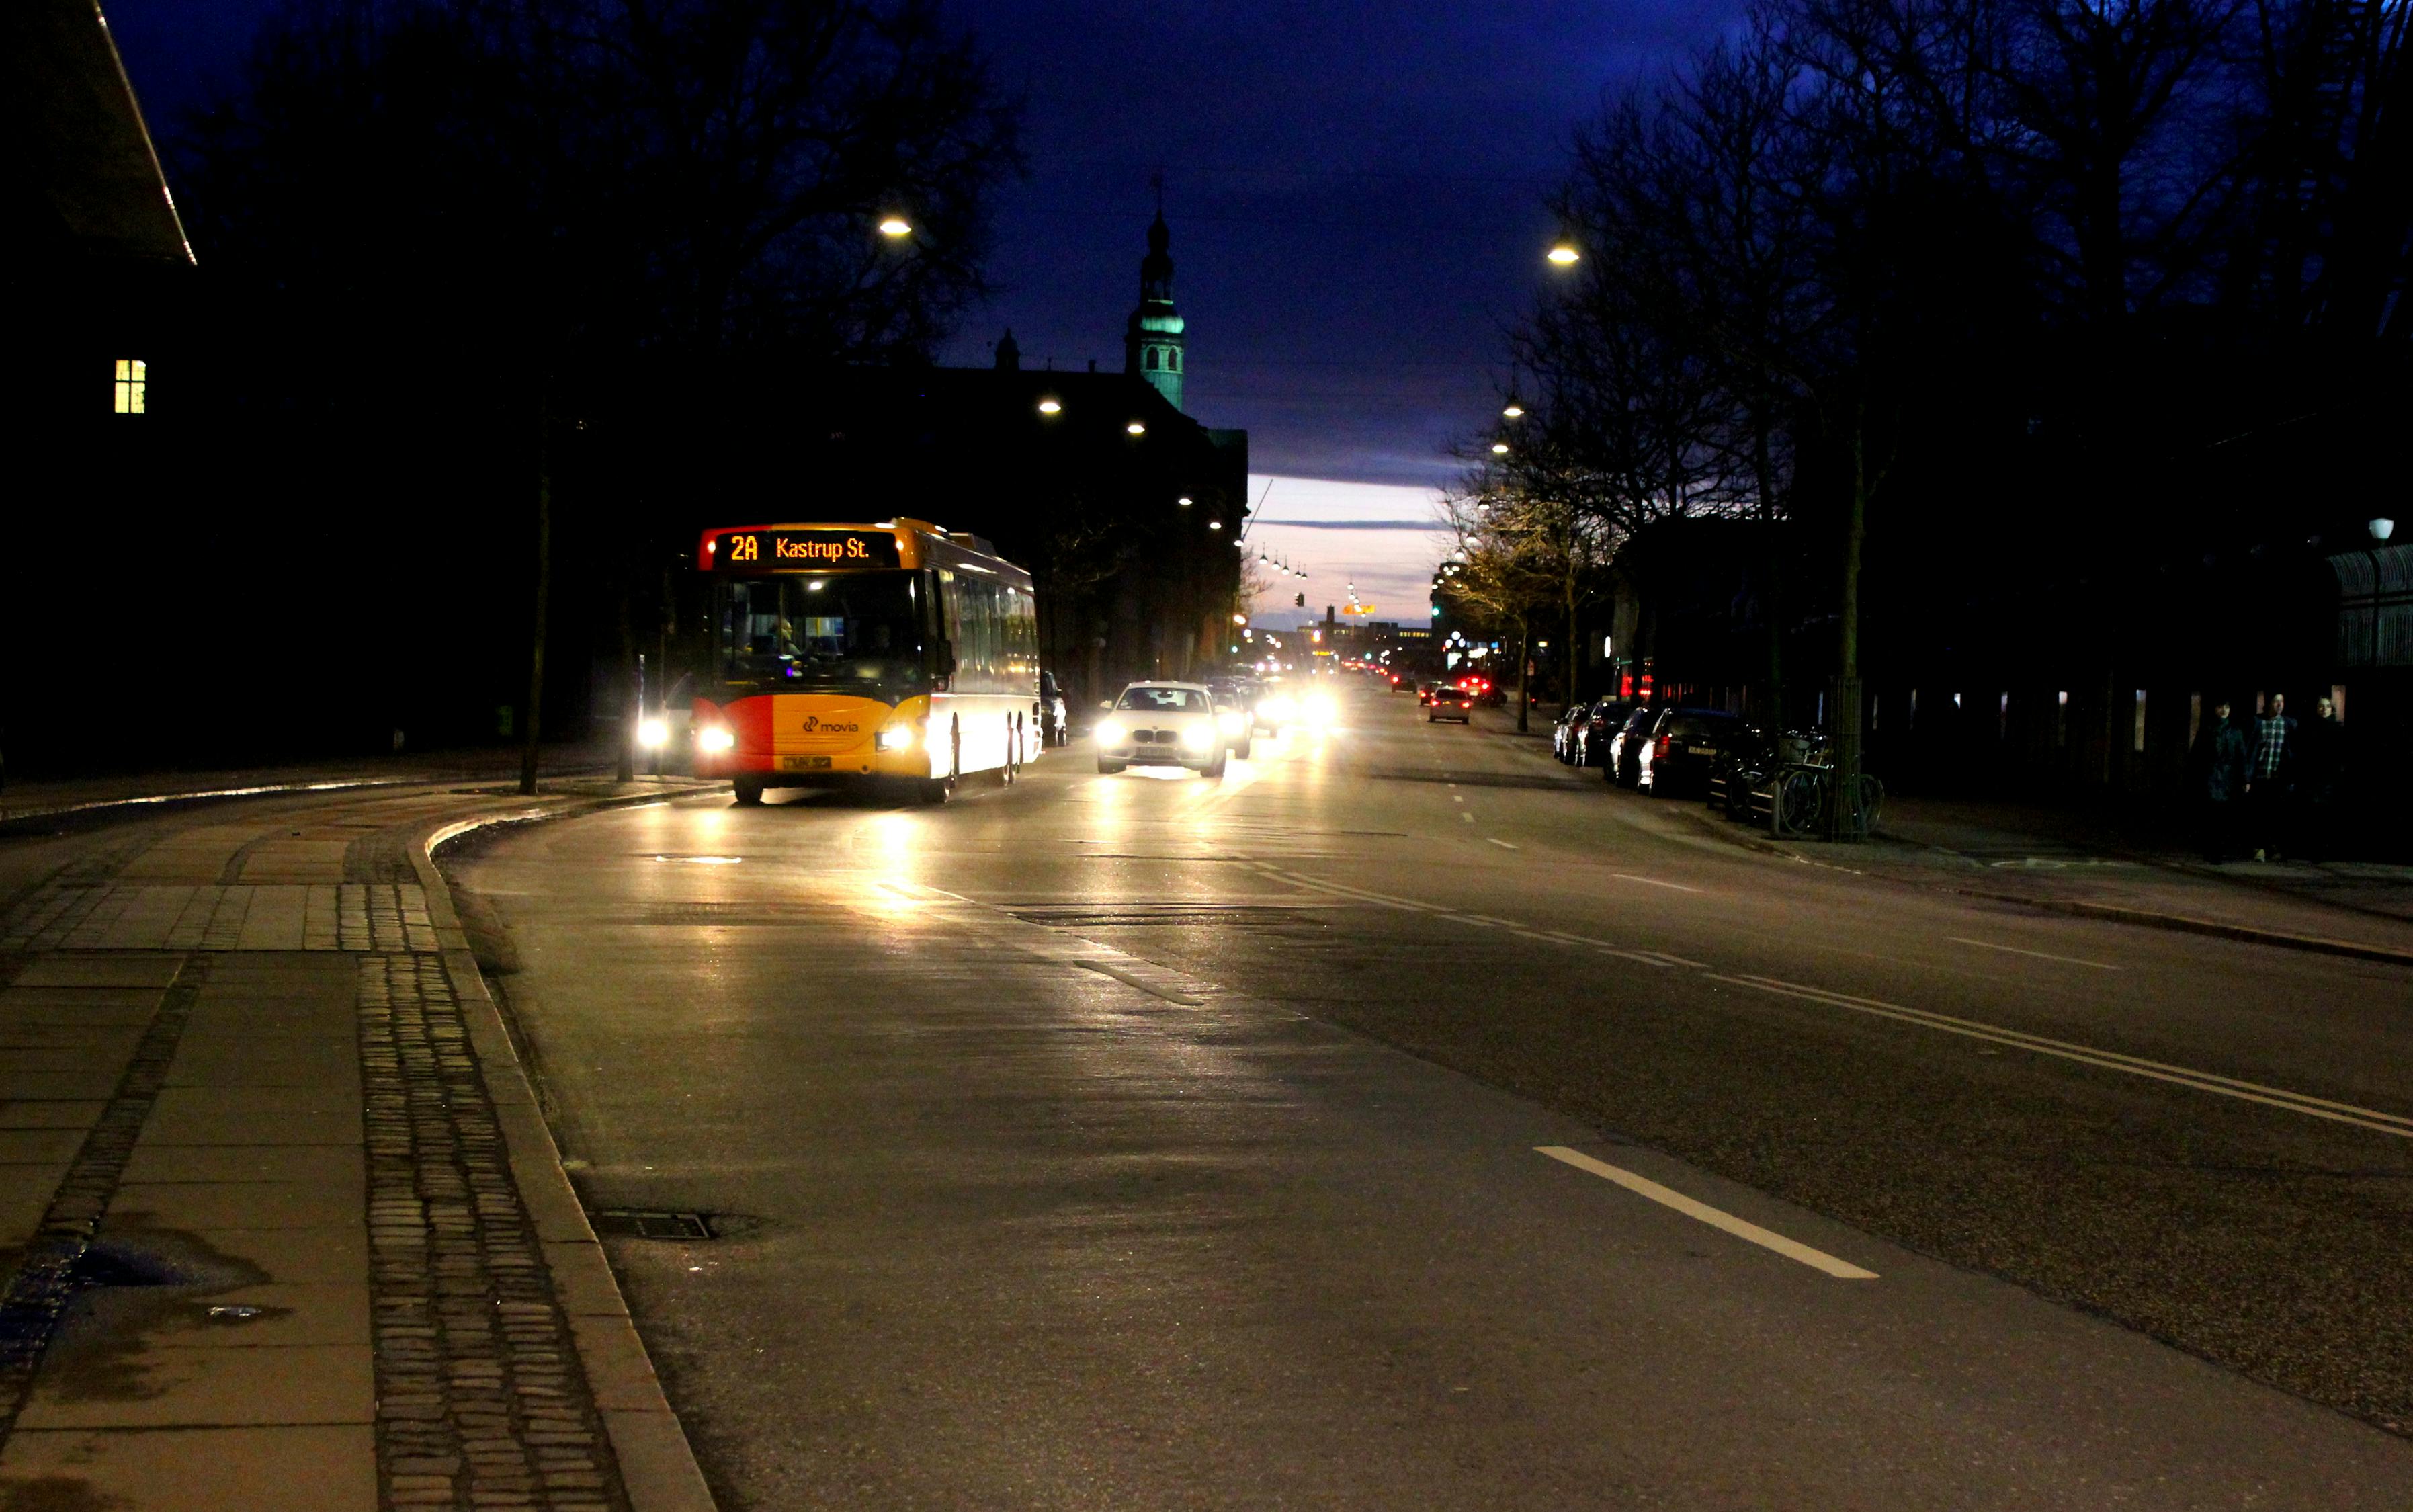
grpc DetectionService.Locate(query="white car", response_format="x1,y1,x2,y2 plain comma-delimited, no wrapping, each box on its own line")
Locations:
1095,682,1237,776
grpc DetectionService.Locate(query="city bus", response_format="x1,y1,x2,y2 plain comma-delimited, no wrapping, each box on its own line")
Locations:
692,518,1042,803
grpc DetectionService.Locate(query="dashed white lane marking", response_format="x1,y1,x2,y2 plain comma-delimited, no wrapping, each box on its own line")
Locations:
1535,1146,1879,1279
1610,872,1703,894
1486,838,1520,850
1711,973,2413,1140
1947,936,2120,970
1461,812,1475,823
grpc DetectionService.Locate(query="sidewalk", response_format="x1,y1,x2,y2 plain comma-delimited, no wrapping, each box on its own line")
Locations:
1494,710,2413,965
0,742,638,826
1763,792,2413,966
0,776,718,1510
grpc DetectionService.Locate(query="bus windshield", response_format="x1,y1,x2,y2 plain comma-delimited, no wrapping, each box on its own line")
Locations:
715,573,924,694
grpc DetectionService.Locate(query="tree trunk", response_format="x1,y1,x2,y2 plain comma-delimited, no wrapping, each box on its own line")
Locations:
1516,613,1531,734
1828,404,1868,840
518,389,552,797
614,577,637,784
1564,581,1579,708
1752,407,1785,727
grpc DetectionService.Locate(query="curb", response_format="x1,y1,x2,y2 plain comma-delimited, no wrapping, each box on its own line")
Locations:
407,791,720,1512
1953,888,2413,969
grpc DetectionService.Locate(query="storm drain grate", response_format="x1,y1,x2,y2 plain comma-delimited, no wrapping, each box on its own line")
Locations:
589,1209,716,1241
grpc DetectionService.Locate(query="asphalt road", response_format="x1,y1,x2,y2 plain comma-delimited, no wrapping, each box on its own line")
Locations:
449,679,2413,1509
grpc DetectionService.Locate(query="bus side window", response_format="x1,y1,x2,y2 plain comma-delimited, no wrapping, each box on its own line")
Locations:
935,570,960,679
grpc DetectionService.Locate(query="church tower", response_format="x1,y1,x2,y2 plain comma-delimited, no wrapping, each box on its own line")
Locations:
1124,211,1186,411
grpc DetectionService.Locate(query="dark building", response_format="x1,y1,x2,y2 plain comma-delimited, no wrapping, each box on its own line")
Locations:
3,0,200,780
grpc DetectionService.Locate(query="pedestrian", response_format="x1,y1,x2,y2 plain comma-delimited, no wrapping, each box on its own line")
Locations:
2189,699,2248,862
2245,691,2296,862
2291,694,2344,861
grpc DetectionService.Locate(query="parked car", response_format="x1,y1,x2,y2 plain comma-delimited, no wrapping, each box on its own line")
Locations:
1635,708,1748,796
1552,704,1585,763
1574,699,1643,767
1094,683,1228,777
1427,685,1476,724
1604,706,1663,786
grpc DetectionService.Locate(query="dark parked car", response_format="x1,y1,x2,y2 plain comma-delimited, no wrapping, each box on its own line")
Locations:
1604,706,1663,786
1574,699,1643,767
1427,685,1475,723
1635,708,1748,796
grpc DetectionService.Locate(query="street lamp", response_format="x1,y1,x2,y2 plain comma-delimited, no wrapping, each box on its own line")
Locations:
1177,495,1192,507
1126,421,1146,436
1207,519,1222,530
1502,404,1525,419
1490,442,1509,455
2373,518,2396,542
878,216,913,239
1038,397,1062,415
1546,242,1580,266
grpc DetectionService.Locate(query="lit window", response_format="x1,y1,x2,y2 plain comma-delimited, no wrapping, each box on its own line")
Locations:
114,359,147,414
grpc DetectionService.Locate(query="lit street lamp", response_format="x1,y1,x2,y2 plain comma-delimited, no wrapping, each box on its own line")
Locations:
878,216,913,239
1546,241,1580,266
1038,397,1062,415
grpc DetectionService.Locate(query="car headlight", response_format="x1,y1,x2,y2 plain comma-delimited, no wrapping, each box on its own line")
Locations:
1305,694,1337,725
697,725,735,752
1097,720,1128,745
637,718,669,749
1260,696,1294,722
1218,710,1245,737
1181,723,1216,753
876,722,917,751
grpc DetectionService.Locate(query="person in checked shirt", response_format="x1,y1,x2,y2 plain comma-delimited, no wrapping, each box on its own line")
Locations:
2246,692,2296,862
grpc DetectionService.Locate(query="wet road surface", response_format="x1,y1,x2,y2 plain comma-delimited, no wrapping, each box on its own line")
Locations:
450,680,2413,1509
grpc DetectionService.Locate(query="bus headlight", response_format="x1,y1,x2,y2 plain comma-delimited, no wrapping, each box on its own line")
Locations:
1097,720,1128,745
697,725,735,752
1181,723,1216,753
1218,710,1245,737
638,718,669,749
876,722,917,752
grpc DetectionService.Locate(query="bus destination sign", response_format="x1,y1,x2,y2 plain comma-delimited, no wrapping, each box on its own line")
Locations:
713,529,901,571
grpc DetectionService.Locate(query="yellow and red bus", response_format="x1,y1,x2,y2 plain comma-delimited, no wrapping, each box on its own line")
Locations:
691,519,1042,803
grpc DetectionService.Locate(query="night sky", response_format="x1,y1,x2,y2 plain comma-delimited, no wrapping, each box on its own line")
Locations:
103,0,1740,624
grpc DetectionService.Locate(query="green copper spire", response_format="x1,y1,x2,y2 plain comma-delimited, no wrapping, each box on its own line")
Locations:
1124,210,1186,410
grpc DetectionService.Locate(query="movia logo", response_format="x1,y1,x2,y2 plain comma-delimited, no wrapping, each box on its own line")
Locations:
799,715,860,734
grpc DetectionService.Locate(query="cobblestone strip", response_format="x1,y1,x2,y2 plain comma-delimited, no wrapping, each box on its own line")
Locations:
3,883,436,952
359,954,629,1511
0,954,207,1443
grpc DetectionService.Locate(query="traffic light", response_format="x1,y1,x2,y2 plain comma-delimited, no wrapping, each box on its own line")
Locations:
1294,592,1306,607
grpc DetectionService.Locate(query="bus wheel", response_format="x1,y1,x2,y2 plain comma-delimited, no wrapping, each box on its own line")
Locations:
920,720,960,803
732,777,765,806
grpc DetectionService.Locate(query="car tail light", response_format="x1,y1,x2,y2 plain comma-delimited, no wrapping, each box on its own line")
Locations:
1654,733,1670,759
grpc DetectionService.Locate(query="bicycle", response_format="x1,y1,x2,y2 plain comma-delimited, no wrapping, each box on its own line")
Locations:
1769,764,1884,840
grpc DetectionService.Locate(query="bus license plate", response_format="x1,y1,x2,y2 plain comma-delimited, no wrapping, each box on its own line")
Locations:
779,756,833,772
